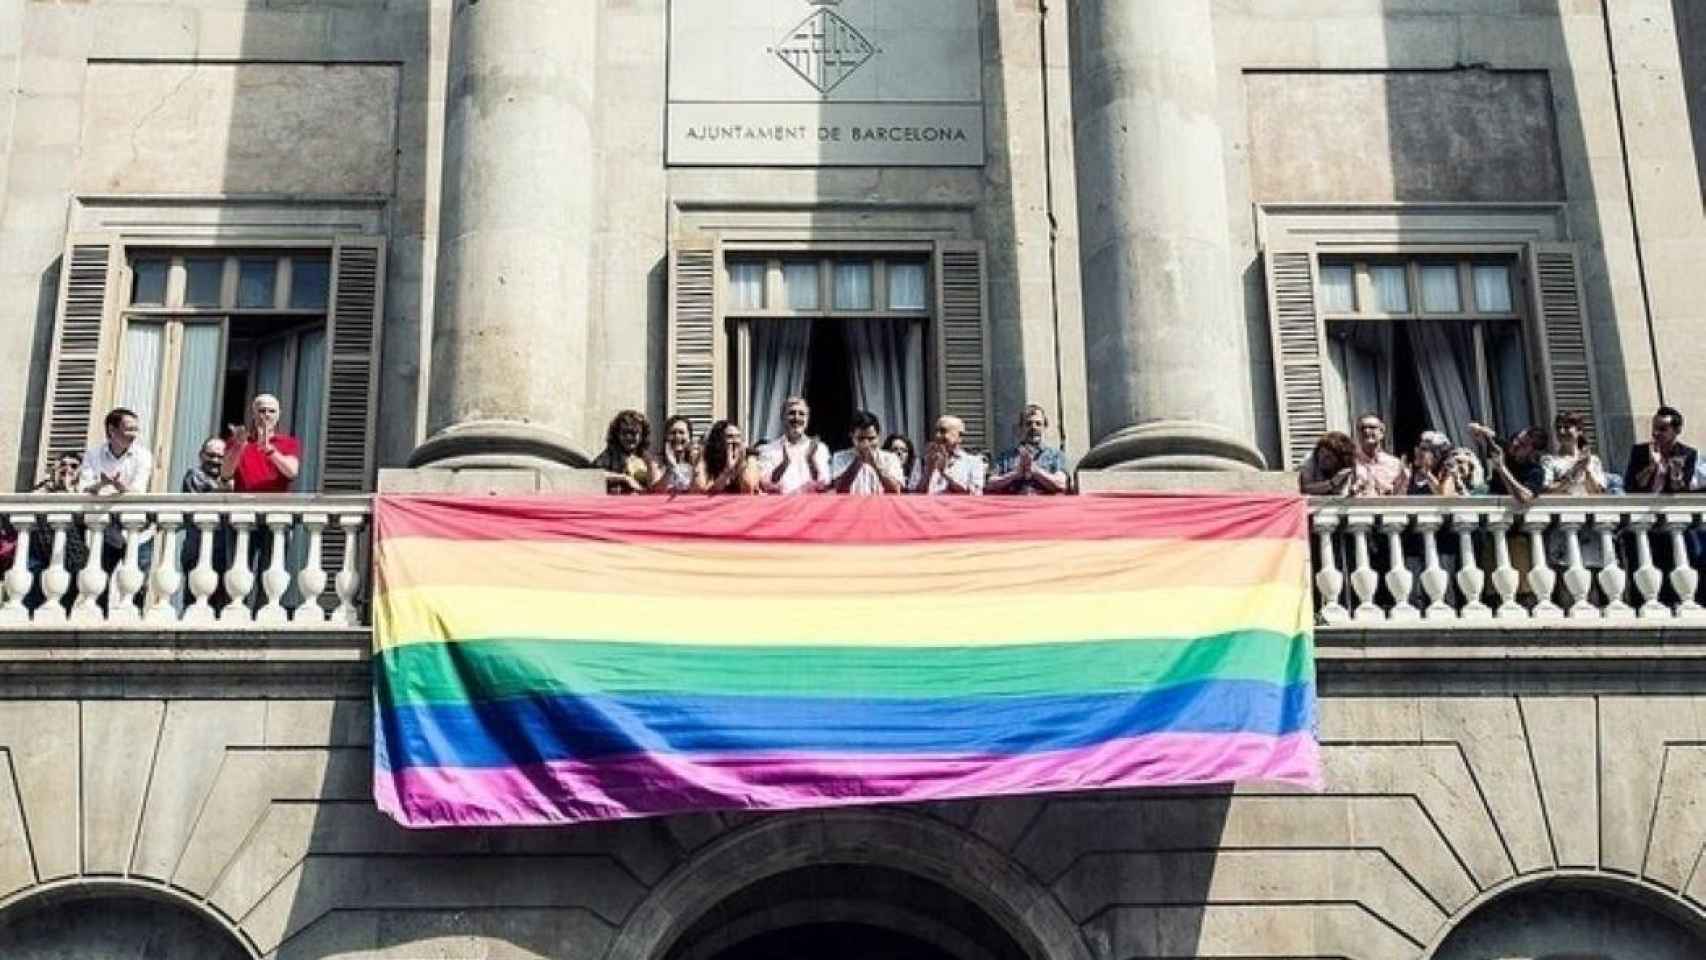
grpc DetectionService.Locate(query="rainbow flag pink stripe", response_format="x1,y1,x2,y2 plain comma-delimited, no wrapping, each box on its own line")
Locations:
372,494,1320,828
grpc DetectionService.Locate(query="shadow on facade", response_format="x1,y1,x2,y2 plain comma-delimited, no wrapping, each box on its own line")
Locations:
1670,0,1706,204
1382,0,1634,458
14,267,60,491
209,0,430,956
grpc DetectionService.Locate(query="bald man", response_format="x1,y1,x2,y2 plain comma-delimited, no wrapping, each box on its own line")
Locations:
221,393,302,493
912,415,985,495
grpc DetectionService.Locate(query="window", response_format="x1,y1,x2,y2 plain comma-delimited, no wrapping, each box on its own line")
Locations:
724,254,931,448
116,251,332,491
1317,256,1533,452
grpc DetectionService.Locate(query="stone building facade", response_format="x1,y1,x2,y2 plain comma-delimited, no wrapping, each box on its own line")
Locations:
1,1,1706,958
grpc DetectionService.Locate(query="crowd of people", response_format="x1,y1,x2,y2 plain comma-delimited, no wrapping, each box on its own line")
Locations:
590,398,1072,497
1297,405,1701,501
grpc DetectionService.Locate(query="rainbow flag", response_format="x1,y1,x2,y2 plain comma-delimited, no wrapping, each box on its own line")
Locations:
373,494,1318,828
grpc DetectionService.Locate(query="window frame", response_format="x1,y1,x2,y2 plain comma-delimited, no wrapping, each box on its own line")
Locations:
719,246,937,436
1315,252,1532,440
1254,202,1599,468
116,249,333,492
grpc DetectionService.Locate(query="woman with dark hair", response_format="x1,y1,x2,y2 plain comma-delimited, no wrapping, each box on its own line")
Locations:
693,420,760,495
656,414,697,494
882,434,916,486
1297,430,1357,496
592,409,658,494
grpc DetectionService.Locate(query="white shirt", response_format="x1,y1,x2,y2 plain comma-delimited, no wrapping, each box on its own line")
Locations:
78,441,154,495
78,440,156,547
910,448,986,494
756,435,830,495
829,448,906,495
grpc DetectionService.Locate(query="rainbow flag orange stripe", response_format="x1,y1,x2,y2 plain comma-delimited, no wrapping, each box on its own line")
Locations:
372,494,1319,828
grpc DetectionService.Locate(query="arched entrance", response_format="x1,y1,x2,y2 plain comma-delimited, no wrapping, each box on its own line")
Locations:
608,810,1091,960
668,864,1026,960
0,881,254,960
1431,875,1706,960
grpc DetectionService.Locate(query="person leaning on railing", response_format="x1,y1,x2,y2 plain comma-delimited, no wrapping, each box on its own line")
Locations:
829,411,907,495
1297,430,1356,496
655,414,698,495
693,420,761,495
591,409,659,495
20,451,91,611
1624,405,1697,496
987,404,1069,495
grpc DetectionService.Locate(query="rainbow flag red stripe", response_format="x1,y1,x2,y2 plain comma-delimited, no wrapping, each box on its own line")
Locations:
372,494,1319,828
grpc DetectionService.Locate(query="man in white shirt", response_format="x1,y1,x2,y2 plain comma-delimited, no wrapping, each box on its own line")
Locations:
830,410,906,495
77,406,156,578
912,415,984,494
757,396,830,495
78,407,154,496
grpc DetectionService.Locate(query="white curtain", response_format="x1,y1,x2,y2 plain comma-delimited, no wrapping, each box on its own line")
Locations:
1327,323,1392,433
1419,264,1462,312
783,262,819,310
1487,323,1532,435
1318,265,1356,312
846,318,925,445
255,337,288,403
834,262,873,310
1473,265,1513,312
728,261,765,310
293,327,328,490
118,323,165,455
888,263,927,310
748,319,813,445
166,323,223,488
1408,320,1478,444
1370,265,1409,312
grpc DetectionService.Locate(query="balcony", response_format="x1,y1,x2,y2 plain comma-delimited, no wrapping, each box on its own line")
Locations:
0,493,1703,638
0,494,369,630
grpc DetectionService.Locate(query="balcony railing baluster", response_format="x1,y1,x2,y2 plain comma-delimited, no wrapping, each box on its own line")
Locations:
1305,495,1706,628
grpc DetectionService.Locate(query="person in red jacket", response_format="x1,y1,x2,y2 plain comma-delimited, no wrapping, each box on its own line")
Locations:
220,393,301,493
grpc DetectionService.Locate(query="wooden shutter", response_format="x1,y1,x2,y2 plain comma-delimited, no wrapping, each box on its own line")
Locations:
934,241,992,454
37,238,117,475
320,237,385,492
1264,247,1330,469
668,245,719,432
1527,243,1600,447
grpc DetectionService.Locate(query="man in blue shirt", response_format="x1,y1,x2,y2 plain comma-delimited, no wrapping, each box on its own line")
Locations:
988,404,1069,495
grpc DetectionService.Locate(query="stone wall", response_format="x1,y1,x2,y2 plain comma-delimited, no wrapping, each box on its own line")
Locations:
0,0,446,488
2,635,1704,958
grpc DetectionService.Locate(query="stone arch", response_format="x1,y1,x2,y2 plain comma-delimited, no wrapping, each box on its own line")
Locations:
606,809,1092,960
1426,870,1706,960
0,878,257,960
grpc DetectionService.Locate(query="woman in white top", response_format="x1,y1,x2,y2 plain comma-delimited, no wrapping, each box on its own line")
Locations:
656,415,697,494
1541,409,1609,569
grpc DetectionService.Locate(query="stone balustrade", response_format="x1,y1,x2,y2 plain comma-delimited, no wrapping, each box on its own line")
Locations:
8,492,1705,632
1310,495,1706,625
0,495,369,628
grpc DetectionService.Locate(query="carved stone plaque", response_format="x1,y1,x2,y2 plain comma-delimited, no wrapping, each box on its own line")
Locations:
667,0,985,167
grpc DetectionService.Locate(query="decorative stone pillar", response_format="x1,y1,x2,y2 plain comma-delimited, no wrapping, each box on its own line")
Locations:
1067,0,1264,471
410,0,598,468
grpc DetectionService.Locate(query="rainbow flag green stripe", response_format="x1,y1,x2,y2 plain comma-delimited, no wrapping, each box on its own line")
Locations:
371,493,1320,828
376,630,1312,705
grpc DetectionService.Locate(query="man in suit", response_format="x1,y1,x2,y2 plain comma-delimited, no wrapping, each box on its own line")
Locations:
1624,405,1697,495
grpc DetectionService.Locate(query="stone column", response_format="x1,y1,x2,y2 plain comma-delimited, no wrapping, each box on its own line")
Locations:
410,0,598,468
1067,1,1264,471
